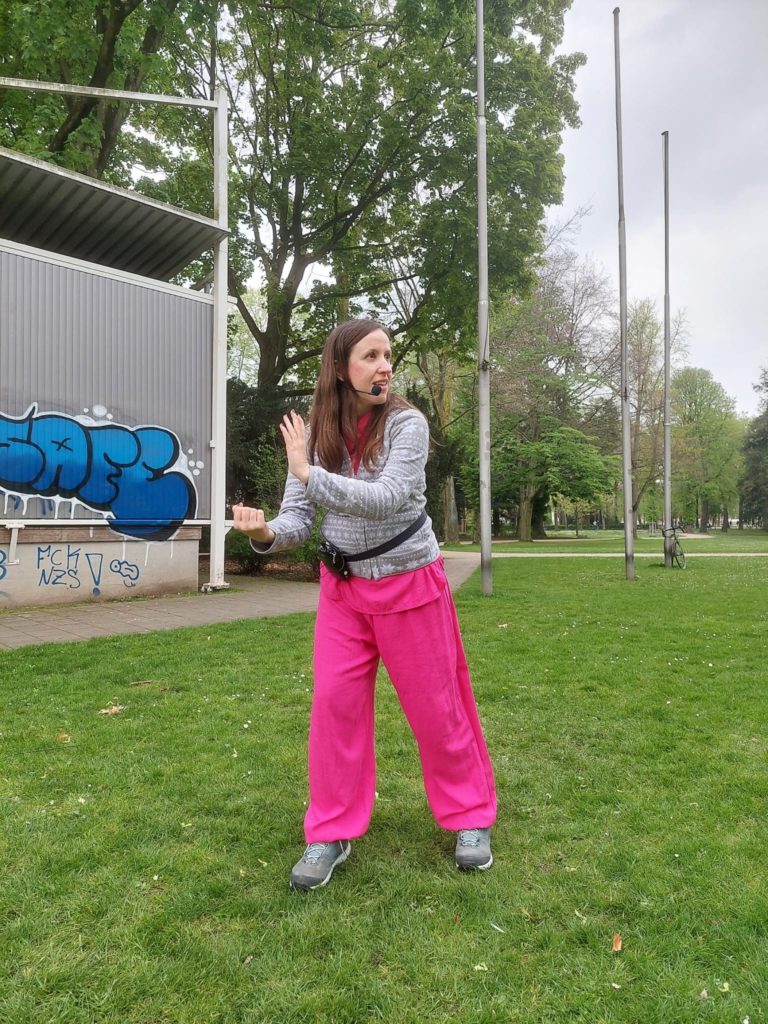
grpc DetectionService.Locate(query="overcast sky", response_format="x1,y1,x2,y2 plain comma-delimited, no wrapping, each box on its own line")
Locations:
552,0,768,417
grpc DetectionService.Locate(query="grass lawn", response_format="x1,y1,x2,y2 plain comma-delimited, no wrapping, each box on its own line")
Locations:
2,557,767,1023
446,528,768,555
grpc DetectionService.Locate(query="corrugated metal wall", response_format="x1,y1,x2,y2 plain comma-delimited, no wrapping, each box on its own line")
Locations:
0,243,213,525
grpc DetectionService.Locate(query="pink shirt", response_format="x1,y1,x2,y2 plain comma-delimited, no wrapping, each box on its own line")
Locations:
320,557,447,613
344,410,373,475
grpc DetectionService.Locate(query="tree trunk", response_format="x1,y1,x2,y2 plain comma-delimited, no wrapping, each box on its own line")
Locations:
631,477,639,540
472,510,480,544
443,477,460,543
721,505,729,531
700,498,710,532
531,490,549,539
517,484,536,542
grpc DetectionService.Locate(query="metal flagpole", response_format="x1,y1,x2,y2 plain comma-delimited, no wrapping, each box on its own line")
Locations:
205,85,230,591
613,8,635,580
477,0,492,595
662,130,673,568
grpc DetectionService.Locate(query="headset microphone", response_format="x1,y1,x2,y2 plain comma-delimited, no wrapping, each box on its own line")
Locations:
345,383,383,397
370,384,382,397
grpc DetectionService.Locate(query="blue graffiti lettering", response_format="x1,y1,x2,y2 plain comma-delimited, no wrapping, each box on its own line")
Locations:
37,545,82,589
79,425,140,508
110,558,140,586
37,544,61,569
0,407,196,540
0,409,45,487
37,544,81,587
0,548,7,582
85,552,104,587
28,415,90,494
38,567,81,588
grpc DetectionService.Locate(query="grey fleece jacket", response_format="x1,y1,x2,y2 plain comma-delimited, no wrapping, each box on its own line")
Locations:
251,407,439,579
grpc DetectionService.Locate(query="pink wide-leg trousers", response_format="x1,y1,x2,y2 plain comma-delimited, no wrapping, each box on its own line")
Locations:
304,581,497,842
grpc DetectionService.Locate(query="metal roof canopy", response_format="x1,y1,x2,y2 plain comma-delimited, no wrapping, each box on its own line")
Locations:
0,145,227,281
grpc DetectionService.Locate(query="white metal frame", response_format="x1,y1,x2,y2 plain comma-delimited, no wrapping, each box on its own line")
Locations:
0,76,229,592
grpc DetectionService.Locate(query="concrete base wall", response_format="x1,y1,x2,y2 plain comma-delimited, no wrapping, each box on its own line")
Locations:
0,525,201,609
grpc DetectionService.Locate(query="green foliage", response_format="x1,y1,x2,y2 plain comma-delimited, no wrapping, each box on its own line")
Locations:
491,422,617,506
452,236,616,536
742,414,768,525
185,0,582,390
224,525,267,574
544,425,619,500
0,0,207,180
405,384,461,540
2,1,585,512
741,369,768,526
672,367,743,525
226,378,292,511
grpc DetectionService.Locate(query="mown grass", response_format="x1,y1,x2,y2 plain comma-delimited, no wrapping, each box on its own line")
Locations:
2,557,767,1023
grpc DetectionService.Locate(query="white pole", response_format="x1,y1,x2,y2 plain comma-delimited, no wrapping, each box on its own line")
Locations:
613,7,635,581
205,86,230,591
477,0,492,595
662,130,673,567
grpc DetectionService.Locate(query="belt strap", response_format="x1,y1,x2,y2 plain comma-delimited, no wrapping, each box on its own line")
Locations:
344,511,428,563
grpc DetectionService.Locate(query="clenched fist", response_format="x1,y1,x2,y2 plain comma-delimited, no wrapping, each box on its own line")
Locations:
232,503,275,545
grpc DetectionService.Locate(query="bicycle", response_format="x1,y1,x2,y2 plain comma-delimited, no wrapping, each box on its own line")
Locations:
661,525,686,569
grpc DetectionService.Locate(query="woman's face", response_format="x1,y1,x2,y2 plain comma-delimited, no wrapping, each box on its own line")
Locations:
344,329,393,414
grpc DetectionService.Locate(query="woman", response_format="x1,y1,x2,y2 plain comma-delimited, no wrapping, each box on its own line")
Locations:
233,318,496,891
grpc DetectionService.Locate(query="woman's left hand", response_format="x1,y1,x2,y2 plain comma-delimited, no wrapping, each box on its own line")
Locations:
279,410,310,484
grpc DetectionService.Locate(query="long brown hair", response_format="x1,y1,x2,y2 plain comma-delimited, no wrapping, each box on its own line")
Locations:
309,319,413,472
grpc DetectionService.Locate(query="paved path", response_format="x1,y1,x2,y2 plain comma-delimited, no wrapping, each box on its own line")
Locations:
0,551,481,651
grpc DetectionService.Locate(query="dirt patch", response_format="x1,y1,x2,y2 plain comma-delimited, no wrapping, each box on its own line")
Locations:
255,561,318,582
199,555,318,583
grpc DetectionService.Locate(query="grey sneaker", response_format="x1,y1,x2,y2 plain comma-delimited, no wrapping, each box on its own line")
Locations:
290,840,351,891
455,828,493,871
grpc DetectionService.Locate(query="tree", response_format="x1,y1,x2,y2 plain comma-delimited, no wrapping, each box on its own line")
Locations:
596,299,687,535
671,367,742,531
485,233,615,539
740,368,768,527
457,417,616,539
0,0,206,179
2,1,585,514
415,349,468,542
201,0,583,402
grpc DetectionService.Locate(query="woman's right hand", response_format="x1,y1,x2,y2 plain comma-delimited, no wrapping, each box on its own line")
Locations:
232,503,275,544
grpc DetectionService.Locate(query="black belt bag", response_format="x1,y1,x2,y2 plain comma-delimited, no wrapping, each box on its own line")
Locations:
318,511,428,580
